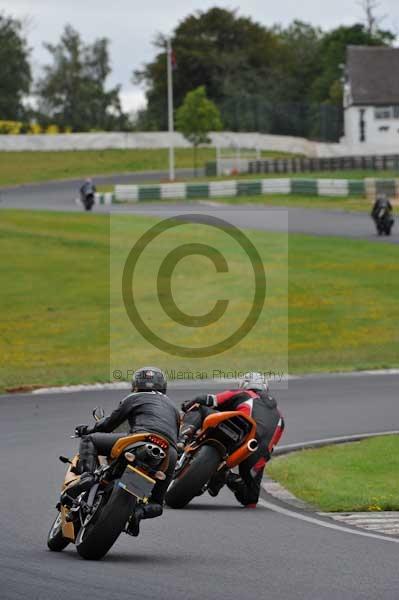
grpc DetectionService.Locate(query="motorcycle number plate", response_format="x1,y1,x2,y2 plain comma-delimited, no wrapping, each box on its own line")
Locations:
119,465,155,500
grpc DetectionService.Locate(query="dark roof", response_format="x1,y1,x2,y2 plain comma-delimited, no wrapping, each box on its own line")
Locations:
347,46,399,106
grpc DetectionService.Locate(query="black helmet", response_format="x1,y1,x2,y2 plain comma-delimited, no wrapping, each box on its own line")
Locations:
132,367,167,394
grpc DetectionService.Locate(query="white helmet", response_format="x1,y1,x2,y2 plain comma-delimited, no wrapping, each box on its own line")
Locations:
239,372,269,393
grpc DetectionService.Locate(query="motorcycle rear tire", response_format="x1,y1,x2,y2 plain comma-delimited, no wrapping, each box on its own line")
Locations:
166,444,221,509
76,485,136,560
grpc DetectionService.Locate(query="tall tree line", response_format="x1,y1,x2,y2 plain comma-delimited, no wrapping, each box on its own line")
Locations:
0,6,395,136
0,16,126,131
134,7,394,140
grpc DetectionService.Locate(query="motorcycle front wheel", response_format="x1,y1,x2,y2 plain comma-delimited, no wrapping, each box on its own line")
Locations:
76,485,136,560
47,512,70,552
165,444,221,509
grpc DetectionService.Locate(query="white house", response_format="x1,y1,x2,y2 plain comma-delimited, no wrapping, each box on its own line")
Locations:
342,46,399,153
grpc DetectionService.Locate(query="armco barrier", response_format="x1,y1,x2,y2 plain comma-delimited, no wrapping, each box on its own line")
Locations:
206,154,399,177
95,193,114,205
112,178,380,202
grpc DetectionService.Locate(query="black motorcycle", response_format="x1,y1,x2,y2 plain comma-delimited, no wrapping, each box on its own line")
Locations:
47,407,170,560
374,208,394,236
81,191,95,211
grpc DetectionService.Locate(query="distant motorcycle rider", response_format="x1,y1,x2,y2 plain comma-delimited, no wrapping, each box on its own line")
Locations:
79,178,96,211
180,372,285,508
63,367,180,532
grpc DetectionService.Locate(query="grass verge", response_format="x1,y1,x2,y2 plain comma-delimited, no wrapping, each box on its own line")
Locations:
189,169,399,182
207,194,374,213
0,148,296,187
98,191,374,213
1,210,398,392
100,169,399,186
267,436,399,512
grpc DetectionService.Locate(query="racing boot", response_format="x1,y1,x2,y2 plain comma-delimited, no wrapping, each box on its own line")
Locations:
60,472,95,507
226,472,259,508
126,502,163,537
226,472,246,496
208,468,229,497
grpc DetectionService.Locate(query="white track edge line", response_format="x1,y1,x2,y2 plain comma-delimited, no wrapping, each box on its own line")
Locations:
276,430,399,454
258,497,399,544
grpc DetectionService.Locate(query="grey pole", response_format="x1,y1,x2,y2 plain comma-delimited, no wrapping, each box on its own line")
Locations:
167,38,175,182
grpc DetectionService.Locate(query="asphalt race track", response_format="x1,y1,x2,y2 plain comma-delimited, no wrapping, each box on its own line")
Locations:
0,169,198,212
1,373,399,600
0,172,398,243
1,175,399,599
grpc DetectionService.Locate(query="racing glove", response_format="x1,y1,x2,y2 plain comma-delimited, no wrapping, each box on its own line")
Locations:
74,424,92,437
181,394,216,412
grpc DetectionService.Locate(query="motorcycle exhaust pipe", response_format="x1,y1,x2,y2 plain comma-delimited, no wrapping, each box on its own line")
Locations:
145,443,166,460
125,444,166,466
247,438,258,452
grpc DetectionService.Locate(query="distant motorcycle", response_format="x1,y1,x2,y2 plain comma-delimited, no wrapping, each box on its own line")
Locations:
165,408,258,509
81,191,95,211
80,179,96,211
47,407,170,560
374,208,394,236
371,196,394,236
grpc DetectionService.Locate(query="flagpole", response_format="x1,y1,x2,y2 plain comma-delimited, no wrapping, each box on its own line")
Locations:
167,38,175,182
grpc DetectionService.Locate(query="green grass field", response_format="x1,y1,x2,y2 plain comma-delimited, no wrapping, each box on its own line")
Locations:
1,210,398,392
268,436,399,512
0,148,397,188
0,148,297,187
200,194,374,213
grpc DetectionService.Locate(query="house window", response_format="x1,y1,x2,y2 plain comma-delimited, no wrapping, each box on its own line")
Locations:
359,108,366,142
375,107,393,119
374,106,399,119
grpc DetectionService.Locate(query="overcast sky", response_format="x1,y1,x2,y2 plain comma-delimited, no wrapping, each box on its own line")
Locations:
4,0,399,112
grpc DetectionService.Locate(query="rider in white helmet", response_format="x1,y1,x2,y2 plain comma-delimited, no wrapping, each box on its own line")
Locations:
180,372,285,508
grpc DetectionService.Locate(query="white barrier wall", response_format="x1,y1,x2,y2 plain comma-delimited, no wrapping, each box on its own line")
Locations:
0,130,394,158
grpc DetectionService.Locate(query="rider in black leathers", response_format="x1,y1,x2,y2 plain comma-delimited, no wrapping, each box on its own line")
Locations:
79,178,96,210
65,367,179,528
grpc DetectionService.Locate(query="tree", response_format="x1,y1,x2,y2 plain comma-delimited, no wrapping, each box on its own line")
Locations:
36,25,126,131
358,0,386,35
0,14,31,120
310,23,394,105
274,20,323,102
134,7,396,140
176,86,222,175
134,8,281,129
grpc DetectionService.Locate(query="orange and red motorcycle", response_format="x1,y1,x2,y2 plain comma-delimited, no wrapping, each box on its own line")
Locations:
165,408,258,509
47,408,170,560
